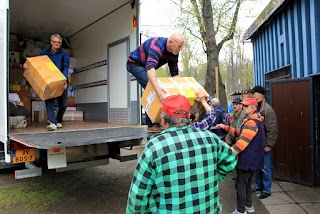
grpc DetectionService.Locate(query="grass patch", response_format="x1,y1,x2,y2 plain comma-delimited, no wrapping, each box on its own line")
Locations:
0,182,65,213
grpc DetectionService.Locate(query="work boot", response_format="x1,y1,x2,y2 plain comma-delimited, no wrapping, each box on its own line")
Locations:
258,192,271,199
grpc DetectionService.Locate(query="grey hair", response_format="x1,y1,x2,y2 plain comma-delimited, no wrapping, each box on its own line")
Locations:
50,34,62,41
211,98,220,107
162,112,190,127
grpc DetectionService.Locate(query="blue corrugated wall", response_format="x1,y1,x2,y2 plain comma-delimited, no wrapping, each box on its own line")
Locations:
252,0,320,85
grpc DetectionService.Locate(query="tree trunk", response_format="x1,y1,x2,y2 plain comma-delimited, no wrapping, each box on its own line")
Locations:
205,50,228,109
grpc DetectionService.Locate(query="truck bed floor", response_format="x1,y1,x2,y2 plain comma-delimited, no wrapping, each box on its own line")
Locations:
9,121,148,149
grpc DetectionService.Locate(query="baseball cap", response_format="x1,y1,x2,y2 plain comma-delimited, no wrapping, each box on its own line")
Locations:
161,94,190,118
251,86,265,95
241,98,258,107
232,97,242,103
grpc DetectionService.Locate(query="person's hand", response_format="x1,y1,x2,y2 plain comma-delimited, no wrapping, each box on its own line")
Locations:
23,63,27,70
215,124,224,129
156,87,167,103
63,81,67,90
196,91,206,102
264,147,271,153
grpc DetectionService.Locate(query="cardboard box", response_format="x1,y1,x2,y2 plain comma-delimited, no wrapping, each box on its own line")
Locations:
141,77,209,123
24,55,67,101
33,111,48,123
9,68,25,85
9,51,20,64
63,110,83,121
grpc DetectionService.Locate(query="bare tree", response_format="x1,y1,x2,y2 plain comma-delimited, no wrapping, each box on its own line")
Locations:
179,0,242,108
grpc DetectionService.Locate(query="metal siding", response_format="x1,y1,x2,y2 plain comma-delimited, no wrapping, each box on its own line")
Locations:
310,0,320,75
251,0,320,80
282,10,289,66
293,1,303,78
287,5,296,76
276,17,282,68
268,25,274,73
272,19,278,69
258,36,263,84
301,0,312,76
265,29,270,72
253,42,259,84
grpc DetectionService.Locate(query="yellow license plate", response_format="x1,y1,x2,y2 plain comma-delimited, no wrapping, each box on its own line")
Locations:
12,149,36,164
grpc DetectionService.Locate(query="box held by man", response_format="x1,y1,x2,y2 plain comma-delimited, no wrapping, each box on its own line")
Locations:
24,55,67,101
141,77,209,123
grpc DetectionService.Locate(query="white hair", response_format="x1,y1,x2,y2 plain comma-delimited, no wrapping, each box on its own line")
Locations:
210,98,220,107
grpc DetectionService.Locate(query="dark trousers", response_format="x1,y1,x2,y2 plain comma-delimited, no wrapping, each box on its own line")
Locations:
126,62,152,127
45,88,68,125
235,170,254,213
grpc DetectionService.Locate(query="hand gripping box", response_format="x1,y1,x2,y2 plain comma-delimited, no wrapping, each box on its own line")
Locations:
24,55,67,101
141,77,209,123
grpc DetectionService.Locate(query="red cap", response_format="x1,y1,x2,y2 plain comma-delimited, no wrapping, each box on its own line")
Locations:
161,95,190,118
241,98,258,107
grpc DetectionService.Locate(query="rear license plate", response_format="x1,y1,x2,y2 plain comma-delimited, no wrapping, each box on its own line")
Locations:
12,149,36,164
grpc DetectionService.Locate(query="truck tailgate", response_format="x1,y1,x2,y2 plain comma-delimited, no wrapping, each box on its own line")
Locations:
9,125,147,149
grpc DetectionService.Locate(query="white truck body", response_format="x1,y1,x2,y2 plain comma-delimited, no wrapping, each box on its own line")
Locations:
0,0,146,178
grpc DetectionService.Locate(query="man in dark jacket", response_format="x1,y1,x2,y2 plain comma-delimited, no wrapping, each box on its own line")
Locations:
251,86,278,199
41,34,70,131
216,98,265,214
23,34,69,131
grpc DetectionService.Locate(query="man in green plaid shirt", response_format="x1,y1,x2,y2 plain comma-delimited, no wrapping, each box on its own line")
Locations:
126,94,237,214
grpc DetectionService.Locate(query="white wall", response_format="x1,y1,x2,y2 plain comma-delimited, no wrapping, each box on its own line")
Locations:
69,3,137,104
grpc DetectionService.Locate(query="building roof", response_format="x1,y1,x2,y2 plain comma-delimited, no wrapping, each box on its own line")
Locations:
243,0,287,41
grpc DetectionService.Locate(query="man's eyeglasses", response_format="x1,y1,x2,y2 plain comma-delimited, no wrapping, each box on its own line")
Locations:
51,40,61,44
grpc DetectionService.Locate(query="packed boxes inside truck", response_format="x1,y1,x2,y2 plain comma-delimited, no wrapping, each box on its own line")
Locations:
24,55,67,101
63,110,83,121
141,77,209,123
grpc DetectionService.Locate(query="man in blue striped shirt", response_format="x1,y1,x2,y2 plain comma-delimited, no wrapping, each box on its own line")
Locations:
126,94,237,214
127,33,184,132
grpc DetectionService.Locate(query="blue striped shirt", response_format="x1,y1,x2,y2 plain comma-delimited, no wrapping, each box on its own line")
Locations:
128,37,179,76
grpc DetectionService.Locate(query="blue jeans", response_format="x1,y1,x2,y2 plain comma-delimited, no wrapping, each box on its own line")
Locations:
127,62,152,127
255,151,273,194
45,88,68,125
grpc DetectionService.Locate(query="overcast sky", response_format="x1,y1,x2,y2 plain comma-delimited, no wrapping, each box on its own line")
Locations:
139,0,270,58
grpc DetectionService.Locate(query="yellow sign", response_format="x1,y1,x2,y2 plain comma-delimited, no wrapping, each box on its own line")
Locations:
12,149,36,164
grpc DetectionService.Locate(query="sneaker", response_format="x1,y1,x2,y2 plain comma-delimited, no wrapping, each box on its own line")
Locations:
252,187,263,193
245,206,255,213
57,123,63,128
147,125,163,133
258,192,271,199
231,209,247,214
46,121,57,131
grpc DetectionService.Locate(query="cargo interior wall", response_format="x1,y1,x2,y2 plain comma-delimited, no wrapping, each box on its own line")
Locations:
69,3,138,123
8,0,139,124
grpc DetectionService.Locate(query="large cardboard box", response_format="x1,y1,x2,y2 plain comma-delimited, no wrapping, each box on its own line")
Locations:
141,77,209,123
24,55,67,101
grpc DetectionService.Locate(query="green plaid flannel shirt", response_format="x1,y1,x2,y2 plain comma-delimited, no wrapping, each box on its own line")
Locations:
126,125,237,214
